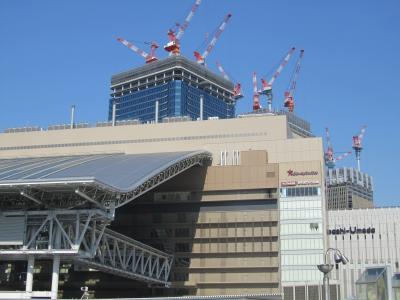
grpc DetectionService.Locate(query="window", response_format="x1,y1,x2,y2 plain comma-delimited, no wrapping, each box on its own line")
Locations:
175,243,190,252
175,228,190,237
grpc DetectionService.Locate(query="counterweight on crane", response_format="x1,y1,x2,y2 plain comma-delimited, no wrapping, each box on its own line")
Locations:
216,61,243,100
194,13,232,65
117,38,159,64
352,125,367,171
325,127,352,169
284,49,304,112
260,47,296,111
253,72,261,111
164,0,202,55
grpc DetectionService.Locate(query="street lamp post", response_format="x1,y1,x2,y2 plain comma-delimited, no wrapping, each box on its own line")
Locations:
317,248,349,300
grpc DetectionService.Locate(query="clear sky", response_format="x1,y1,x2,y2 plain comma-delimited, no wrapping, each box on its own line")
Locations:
0,0,399,206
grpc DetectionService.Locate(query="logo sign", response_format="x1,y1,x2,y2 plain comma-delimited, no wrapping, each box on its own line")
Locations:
328,226,376,235
287,169,318,176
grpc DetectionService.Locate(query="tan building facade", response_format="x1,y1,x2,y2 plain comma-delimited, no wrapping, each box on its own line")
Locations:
0,115,327,298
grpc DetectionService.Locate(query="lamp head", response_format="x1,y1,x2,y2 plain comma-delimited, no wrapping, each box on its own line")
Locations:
334,252,349,265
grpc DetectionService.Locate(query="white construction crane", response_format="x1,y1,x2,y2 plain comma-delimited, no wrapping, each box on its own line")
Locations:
194,13,232,65
117,38,159,64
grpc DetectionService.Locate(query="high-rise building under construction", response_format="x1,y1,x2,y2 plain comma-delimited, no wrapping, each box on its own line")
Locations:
326,167,374,210
108,56,236,123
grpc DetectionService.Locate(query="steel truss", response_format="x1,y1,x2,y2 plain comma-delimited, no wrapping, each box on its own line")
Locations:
0,209,173,285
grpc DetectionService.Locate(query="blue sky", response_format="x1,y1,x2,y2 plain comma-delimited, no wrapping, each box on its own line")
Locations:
0,0,399,206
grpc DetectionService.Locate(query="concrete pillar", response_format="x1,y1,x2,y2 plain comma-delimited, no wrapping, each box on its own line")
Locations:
112,101,116,126
51,255,60,300
25,255,35,295
155,100,159,124
200,95,204,120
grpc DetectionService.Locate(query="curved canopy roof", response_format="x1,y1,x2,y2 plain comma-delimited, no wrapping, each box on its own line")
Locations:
0,151,211,210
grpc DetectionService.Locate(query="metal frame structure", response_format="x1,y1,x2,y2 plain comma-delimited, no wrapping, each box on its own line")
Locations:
0,209,173,284
0,151,211,299
0,151,211,210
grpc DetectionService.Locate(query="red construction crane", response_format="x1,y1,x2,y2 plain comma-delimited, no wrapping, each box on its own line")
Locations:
352,125,367,171
325,127,352,169
216,61,243,100
117,38,159,64
194,13,232,65
253,72,261,111
260,47,296,111
284,49,304,112
164,0,202,56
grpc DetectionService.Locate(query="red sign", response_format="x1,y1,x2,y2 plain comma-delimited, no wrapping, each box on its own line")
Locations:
287,169,318,176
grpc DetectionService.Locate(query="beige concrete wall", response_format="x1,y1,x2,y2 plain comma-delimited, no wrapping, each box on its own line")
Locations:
0,115,323,167
278,161,323,187
203,163,278,191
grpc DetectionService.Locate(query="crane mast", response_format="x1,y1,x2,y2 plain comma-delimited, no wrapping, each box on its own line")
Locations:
117,38,159,64
260,47,296,111
325,127,352,169
352,125,367,171
215,62,243,100
284,49,304,112
194,13,232,65
253,72,261,111
164,0,202,55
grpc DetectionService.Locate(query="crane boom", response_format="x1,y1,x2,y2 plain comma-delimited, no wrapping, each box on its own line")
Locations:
260,47,295,111
253,72,261,111
261,47,296,94
335,151,352,162
176,0,202,40
284,49,304,112
164,0,202,55
194,13,232,65
216,62,230,80
325,127,352,169
117,38,159,63
216,61,243,100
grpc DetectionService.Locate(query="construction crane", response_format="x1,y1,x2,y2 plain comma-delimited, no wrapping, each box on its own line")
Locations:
216,61,243,100
164,0,202,56
194,13,232,65
117,38,159,64
352,125,367,171
253,72,261,111
325,127,352,169
260,47,296,111
284,49,305,112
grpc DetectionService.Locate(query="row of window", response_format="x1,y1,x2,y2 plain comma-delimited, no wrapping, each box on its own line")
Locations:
280,209,323,220
280,187,320,198
280,223,323,235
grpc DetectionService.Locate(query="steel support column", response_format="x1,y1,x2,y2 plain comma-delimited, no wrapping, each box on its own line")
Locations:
51,255,60,300
25,255,35,295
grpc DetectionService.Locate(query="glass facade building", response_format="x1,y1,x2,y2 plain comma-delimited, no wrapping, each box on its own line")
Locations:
109,56,236,123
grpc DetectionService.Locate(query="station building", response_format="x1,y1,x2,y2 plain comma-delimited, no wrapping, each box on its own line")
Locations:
0,113,328,299
328,207,400,299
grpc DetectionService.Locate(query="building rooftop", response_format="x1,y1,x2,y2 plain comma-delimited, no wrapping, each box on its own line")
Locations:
111,55,234,92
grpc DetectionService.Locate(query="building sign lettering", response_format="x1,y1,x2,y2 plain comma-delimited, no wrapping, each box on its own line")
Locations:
287,169,318,176
281,180,320,187
328,226,376,235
